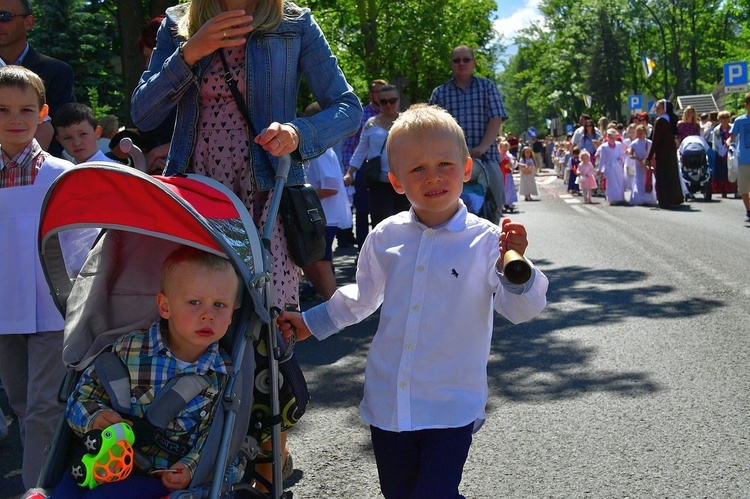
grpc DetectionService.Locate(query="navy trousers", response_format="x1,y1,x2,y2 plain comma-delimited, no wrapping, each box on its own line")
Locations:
370,423,473,499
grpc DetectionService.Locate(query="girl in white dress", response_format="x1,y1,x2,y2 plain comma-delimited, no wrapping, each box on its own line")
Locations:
627,125,658,206
595,129,627,205
518,146,539,201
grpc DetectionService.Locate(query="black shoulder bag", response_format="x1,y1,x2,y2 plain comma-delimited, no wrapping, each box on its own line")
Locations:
219,50,326,268
359,134,387,188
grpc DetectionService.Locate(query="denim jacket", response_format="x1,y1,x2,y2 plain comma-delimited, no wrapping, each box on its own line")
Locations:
131,2,362,190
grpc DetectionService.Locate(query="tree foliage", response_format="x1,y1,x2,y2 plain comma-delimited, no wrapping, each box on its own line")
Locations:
26,0,750,133
498,0,745,136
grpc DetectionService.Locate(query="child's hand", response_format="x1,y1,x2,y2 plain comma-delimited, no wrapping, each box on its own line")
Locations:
499,218,529,259
276,311,312,343
92,410,132,431
161,462,191,490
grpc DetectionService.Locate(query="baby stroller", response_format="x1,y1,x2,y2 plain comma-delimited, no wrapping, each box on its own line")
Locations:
27,159,301,499
679,137,712,201
460,158,497,221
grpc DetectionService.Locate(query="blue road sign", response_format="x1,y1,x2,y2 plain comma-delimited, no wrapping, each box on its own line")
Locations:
724,62,748,93
565,124,574,134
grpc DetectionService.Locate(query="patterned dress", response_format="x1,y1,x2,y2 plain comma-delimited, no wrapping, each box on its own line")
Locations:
190,46,298,309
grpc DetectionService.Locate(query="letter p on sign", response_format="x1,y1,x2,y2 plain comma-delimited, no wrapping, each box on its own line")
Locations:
724,62,748,93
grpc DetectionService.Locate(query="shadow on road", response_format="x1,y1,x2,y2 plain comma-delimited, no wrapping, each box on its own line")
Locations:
296,253,724,409
490,260,723,403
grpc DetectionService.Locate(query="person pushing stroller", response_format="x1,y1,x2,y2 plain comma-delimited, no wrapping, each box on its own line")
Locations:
54,247,239,498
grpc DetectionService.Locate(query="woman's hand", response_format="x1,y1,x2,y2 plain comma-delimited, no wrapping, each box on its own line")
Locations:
255,123,300,156
181,10,254,66
343,171,355,186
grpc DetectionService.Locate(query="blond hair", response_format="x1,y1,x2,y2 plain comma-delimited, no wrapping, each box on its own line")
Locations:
386,104,468,173
681,105,698,125
178,0,284,39
161,246,237,297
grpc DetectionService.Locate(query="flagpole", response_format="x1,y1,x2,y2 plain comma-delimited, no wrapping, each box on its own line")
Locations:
640,0,669,96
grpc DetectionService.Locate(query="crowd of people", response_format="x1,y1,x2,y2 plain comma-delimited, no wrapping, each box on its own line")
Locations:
536,102,750,219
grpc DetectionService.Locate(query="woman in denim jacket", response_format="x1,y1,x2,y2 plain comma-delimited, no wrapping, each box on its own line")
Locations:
131,0,361,488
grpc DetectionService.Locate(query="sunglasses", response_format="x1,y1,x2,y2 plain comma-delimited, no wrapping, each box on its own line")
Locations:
0,11,29,23
379,97,399,106
452,57,474,64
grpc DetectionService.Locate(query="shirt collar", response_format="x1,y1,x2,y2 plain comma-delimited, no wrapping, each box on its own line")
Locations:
450,75,476,89
0,138,43,171
0,43,30,66
404,200,468,232
149,320,233,375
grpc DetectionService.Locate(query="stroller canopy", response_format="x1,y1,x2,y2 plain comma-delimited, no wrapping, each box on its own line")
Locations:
38,163,268,368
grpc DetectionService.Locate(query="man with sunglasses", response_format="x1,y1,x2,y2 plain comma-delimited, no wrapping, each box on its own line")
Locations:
0,0,75,157
429,45,507,224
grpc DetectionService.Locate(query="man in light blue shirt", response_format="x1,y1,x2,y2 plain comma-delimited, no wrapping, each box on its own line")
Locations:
727,92,750,222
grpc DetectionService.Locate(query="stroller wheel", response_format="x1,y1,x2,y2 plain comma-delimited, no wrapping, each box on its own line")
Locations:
703,184,712,202
70,458,88,484
82,429,103,455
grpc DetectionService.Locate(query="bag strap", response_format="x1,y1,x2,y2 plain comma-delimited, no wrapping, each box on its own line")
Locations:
219,49,256,136
377,134,388,155
218,50,275,166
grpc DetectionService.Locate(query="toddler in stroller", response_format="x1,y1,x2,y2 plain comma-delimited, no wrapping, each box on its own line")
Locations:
679,134,712,201
28,162,304,499
53,246,239,497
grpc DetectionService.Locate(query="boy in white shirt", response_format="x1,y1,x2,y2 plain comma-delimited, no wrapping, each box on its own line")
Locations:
278,104,548,498
52,103,116,164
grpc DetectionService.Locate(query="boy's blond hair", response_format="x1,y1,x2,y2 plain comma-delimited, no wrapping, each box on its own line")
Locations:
498,140,510,150
635,124,648,134
386,104,469,173
717,110,731,120
161,246,238,304
0,66,46,108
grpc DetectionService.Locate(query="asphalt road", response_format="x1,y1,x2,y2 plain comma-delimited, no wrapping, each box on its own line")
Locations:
2,171,749,498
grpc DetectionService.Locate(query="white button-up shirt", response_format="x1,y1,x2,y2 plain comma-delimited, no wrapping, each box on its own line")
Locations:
304,203,548,432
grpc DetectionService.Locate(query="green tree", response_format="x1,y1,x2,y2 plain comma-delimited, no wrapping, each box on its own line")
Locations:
306,0,500,104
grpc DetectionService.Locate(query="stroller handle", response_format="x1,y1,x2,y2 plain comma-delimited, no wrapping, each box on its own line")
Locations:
262,154,291,243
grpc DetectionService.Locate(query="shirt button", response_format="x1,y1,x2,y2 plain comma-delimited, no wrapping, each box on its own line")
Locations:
411,305,419,312
425,229,434,237
417,265,425,272
399,381,407,389
130,397,137,404
199,410,207,418
405,344,413,350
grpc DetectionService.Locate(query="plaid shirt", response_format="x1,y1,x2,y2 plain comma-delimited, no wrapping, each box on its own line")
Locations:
341,102,381,169
67,320,233,477
428,75,508,163
0,139,47,188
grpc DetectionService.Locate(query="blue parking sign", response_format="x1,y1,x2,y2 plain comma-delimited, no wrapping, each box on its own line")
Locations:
628,95,642,110
724,62,748,93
